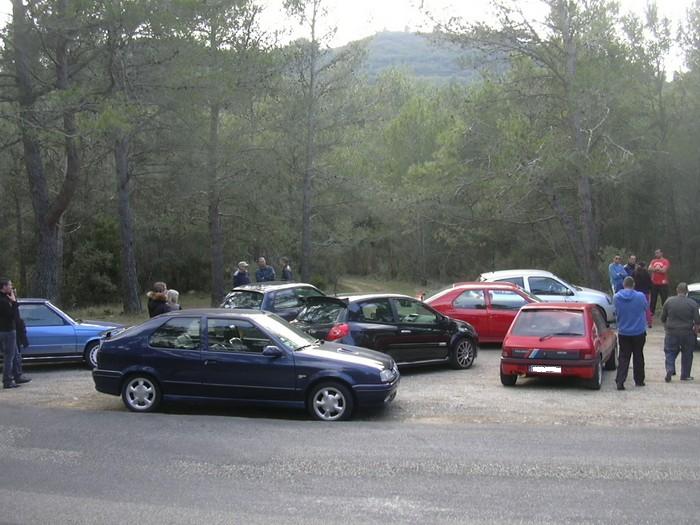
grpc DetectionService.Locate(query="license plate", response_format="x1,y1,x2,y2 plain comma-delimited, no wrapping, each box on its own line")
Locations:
529,365,562,374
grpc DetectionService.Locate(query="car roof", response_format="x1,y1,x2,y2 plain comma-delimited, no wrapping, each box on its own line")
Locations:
480,269,557,280
520,302,591,311
163,308,269,317
451,281,521,289
335,293,417,303
688,283,700,292
231,282,320,292
18,298,50,303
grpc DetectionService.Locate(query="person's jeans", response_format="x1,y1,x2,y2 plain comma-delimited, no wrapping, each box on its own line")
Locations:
1,330,19,386
616,333,646,386
650,284,669,315
664,333,695,379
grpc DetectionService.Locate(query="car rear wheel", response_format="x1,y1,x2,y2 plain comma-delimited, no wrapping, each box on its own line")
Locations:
587,357,603,390
500,370,517,386
83,341,100,369
121,375,162,412
604,339,618,371
307,382,353,421
450,338,476,369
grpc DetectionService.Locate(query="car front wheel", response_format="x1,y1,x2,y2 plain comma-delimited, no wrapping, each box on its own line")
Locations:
307,382,354,421
500,370,517,386
450,338,476,369
122,375,162,412
84,341,100,369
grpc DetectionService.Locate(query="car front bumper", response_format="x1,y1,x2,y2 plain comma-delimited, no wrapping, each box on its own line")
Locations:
352,378,399,407
93,369,123,396
501,358,597,379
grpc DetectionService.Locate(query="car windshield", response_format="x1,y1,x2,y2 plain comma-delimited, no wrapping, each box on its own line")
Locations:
221,291,264,309
255,314,317,351
511,310,586,337
296,301,345,324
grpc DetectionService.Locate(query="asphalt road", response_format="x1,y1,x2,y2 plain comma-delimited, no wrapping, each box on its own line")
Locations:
1,327,699,524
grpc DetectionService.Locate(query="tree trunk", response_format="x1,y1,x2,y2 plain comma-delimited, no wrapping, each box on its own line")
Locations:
13,186,28,291
115,135,142,313
208,103,225,305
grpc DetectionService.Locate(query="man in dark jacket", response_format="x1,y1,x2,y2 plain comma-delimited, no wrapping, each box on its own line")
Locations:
147,281,169,318
255,257,276,282
613,276,648,390
232,261,251,287
0,278,31,389
661,282,700,382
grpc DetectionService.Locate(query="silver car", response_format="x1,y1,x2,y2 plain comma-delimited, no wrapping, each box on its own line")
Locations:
479,269,616,323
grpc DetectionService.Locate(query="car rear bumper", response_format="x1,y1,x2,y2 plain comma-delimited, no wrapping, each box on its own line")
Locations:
501,358,597,379
93,369,123,396
352,379,399,407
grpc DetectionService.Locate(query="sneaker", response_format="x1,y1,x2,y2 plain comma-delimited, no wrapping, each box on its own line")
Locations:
680,376,694,381
14,376,31,384
3,382,19,389
665,372,672,383
617,383,625,390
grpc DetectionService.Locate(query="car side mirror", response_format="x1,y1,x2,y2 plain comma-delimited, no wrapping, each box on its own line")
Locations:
262,345,284,358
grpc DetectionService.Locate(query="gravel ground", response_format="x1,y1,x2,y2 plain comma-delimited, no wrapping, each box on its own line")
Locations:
2,325,699,428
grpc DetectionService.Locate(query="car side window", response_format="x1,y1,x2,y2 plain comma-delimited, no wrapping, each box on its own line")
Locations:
273,289,300,309
348,299,395,323
529,277,569,296
488,290,527,310
207,319,272,353
591,309,607,333
495,277,524,288
149,318,201,350
20,304,67,327
393,298,438,324
453,290,485,309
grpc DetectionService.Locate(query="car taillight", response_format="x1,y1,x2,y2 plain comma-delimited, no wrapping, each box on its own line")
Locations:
326,323,349,341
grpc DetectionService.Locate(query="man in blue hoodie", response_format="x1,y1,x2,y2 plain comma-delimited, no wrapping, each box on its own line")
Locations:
614,276,649,390
608,255,627,294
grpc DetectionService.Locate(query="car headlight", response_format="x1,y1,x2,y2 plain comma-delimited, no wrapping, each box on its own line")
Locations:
380,366,398,383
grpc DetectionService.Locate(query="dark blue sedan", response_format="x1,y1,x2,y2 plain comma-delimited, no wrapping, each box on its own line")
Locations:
92,309,399,421
17,299,123,368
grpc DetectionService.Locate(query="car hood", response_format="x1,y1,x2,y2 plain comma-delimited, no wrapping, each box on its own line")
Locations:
297,341,394,371
575,286,607,298
76,320,124,331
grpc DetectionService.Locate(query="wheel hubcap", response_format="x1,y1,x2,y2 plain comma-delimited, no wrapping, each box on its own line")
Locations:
89,346,99,367
127,379,155,409
313,388,345,420
457,341,474,367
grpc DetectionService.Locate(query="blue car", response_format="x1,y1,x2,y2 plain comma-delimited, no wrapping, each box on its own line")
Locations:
92,309,400,421
17,299,123,368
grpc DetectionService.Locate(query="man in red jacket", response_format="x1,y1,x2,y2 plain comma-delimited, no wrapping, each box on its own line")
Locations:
649,249,670,316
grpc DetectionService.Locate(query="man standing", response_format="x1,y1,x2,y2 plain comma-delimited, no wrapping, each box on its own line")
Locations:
255,257,276,282
614,276,648,390
608,255,626,294
0,278,31,389
649,249,670,315
232,261,251,287
661,282,700,382
280,257,293,281
624,254,637,276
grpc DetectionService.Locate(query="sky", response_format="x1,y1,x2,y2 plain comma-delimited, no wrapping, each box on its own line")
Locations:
0,0,696,71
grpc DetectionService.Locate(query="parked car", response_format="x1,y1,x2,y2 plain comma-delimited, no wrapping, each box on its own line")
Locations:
500,302,618,389
92,309,399,421
425,282,540,343
290,293,478,369
479,269,616,323
687,283,700,347
8,299,123,368
220,282,325,321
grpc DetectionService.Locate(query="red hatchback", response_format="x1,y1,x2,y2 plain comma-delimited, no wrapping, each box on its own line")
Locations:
425,282,539,343
500,303,618,389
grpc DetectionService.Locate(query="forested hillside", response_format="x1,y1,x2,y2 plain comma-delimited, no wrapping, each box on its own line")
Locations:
1,0,699,311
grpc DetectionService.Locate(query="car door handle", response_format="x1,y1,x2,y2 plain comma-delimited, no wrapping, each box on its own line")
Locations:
204,359,218,366
400,330,411,334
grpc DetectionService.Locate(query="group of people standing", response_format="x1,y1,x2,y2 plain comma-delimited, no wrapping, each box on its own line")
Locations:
231,257,293,288
611,249,699,390
146,281,182,318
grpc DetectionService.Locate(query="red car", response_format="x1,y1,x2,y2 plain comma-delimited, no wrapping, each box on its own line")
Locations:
500,303,618,389
425,282,539,343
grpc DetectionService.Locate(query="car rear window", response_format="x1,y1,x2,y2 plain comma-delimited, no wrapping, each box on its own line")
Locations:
689,291,700,307
511,310,586,337
296,302,345,324
221,291,264,309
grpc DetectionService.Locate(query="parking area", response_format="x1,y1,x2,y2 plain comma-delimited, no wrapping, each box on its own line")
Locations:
2,326,699,428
